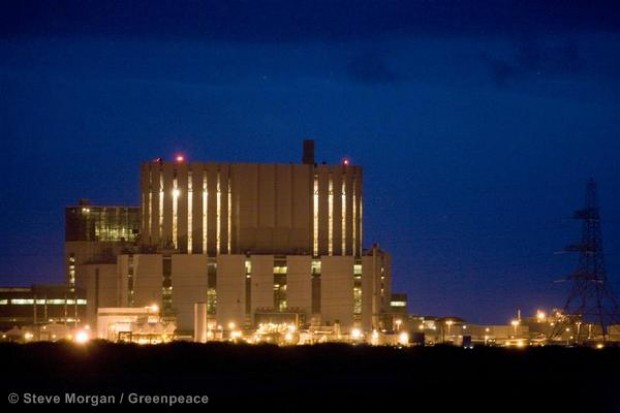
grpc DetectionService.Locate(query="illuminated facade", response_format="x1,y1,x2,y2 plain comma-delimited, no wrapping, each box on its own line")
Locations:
139,143,362,257
0,285,86,330
65,200,139,290
71,141,395,336
116,245,391,333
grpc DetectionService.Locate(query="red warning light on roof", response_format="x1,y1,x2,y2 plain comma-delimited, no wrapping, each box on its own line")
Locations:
342,158,350,166
176,155,185,163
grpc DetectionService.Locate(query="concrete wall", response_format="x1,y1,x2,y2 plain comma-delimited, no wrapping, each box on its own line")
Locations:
250,255,274,315
216,255,245,328
105,252,390,335
76,263,119,328
130,255,162,307
287,256,312,319
172,254,208,332
321,256,354,329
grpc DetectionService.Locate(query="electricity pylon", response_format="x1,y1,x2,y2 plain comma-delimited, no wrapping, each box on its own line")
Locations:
550,179,619,343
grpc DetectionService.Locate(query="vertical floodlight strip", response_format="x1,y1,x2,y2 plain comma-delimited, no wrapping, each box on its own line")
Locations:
148,168,153,242
216,171,221,255
328,175,334,256
202,175,208,255
359,196,363,256
341,179,346,255
313,174,319,256
352,176,357,256
187,171,193,254
227,176,232,254
172,177,179,249
159,170,164,241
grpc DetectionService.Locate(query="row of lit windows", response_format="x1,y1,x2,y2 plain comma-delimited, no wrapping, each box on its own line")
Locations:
0,299,87,305
313,174,360,257
94,227,135,242
125,258,374,317
149,169,234,254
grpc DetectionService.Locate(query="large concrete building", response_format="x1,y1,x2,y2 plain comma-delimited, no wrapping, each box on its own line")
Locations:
139,141,362,257
74,141,394,336
65,200,140,290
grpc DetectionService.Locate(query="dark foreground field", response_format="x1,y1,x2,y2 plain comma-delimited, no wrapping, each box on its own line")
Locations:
2,342,619,412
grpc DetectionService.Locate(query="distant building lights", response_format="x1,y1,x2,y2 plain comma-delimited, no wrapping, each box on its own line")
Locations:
74,330,90,344
398,332,409,346
394,318,402,331
370,330,379,345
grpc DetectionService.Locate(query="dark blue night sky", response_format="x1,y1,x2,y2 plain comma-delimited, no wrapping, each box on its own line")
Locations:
1,1,619,323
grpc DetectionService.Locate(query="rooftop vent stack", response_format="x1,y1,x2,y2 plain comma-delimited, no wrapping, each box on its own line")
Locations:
303,139,315,164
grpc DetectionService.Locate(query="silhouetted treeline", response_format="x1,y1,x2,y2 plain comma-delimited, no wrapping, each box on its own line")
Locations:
2,341,619,411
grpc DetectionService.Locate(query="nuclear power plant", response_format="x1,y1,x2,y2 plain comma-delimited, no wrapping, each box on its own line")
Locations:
2,143,618,347
60,140,399,342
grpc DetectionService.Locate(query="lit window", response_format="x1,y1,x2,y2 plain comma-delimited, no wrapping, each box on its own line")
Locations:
353,286,362,315
188,171,193,254
11,299,34,305
227,177,232,254
328,176,333,256
216,172,221,255
172,180,180,248
341,180,346,255
311,259,321,275
159,171,164,240
352,177,357,256
203,175,208,254
313,175,319,256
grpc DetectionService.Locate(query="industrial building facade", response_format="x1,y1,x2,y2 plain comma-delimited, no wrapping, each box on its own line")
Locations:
0,285,86,330
74,141,394,336
139,152,363,257
65,200,140,290
113,247,390,333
